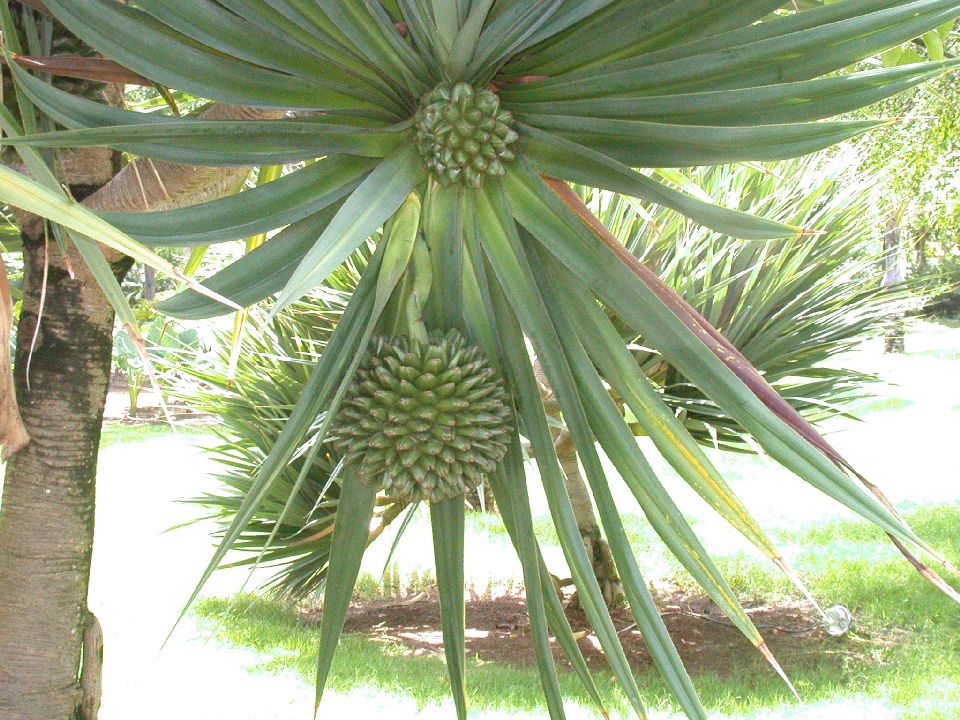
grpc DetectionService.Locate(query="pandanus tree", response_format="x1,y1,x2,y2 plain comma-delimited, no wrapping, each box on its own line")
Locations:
179,154,917,606
1,2,960,719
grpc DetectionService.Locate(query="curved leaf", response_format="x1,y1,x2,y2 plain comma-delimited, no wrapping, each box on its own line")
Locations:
4,121,410,166
43,0,384,113
274,144,426,313
519,124,803,239
519,114,884,168
157,202,345,320
100,155,375,245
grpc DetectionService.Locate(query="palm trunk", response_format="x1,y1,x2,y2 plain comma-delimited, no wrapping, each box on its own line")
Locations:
0,231,129,720
555,430,623,606
142,264,157,301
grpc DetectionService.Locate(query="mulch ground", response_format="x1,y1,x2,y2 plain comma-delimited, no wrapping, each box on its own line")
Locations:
299,591,893,678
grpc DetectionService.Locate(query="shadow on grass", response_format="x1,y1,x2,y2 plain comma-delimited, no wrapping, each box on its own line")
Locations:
195,506,960,718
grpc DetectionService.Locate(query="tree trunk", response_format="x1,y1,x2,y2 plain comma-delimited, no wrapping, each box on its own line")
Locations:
882,219,906,354
555,431,623,607
0,92,268,714
142,264,156,301
913,228,927,275
0,230,129,720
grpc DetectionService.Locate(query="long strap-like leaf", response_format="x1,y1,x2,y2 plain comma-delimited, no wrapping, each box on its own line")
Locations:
471,190,648,718
430,497,468,720
503,163,938,558
314,471,378,710
274,144,425,313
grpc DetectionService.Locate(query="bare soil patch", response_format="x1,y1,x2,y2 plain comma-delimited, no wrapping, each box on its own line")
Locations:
300,592,895,678
104,375,212,424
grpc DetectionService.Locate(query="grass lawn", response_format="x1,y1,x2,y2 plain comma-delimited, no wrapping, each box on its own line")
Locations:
195,505,960,719
99,422,208,448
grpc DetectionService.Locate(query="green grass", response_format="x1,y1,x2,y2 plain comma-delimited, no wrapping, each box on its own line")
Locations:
98,422,207,448
854,396,915,415
194,505,960,719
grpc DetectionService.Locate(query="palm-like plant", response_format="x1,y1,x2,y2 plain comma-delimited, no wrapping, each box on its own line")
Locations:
597,155,918,451
186,154,915,606
3,2,960,718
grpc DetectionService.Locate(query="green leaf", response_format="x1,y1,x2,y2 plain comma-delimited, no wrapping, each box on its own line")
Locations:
502,162,937,555
314,471,378,710
467,0,566,81
422,183,465,328
43,0,384,113
484,209,707,717
3,121,410,166
100,155,375,246
509,0,621,54
486,446,571,720
132,0,405,110
215,0,410,101
461,233,606,718
157,203,345,320
482,182,780,707
432,0,460,50
540,251,786,566
430,497,467,720
168,242,386,638
519,124,804,239
446,0,495,79
471,189,648,718
399,0,449,66
0,165,238,311
317,0,432,90
508,60,960,126
922,30,946,60
274,144,425,314
508,0,785,76
519,114,884,168
505,0,960,99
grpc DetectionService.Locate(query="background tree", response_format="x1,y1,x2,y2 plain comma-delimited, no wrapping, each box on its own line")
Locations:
850,20,960,327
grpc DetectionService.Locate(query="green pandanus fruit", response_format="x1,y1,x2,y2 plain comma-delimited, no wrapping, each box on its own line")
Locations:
414,82,519,189
332,329,513,504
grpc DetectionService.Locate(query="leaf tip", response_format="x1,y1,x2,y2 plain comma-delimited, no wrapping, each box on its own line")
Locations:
758,640,801,703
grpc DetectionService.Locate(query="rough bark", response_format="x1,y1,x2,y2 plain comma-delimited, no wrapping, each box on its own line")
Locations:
555,431,623,607
142,265,156,301
0,262,29,455
0,232,129,720
78,610,104,720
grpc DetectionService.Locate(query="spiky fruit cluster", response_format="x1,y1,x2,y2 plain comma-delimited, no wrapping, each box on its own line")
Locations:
414,82,519,189
332,331,513,503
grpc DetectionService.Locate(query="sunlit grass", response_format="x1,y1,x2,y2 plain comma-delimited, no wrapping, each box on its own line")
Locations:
195,505,960,719
98,422,207,448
